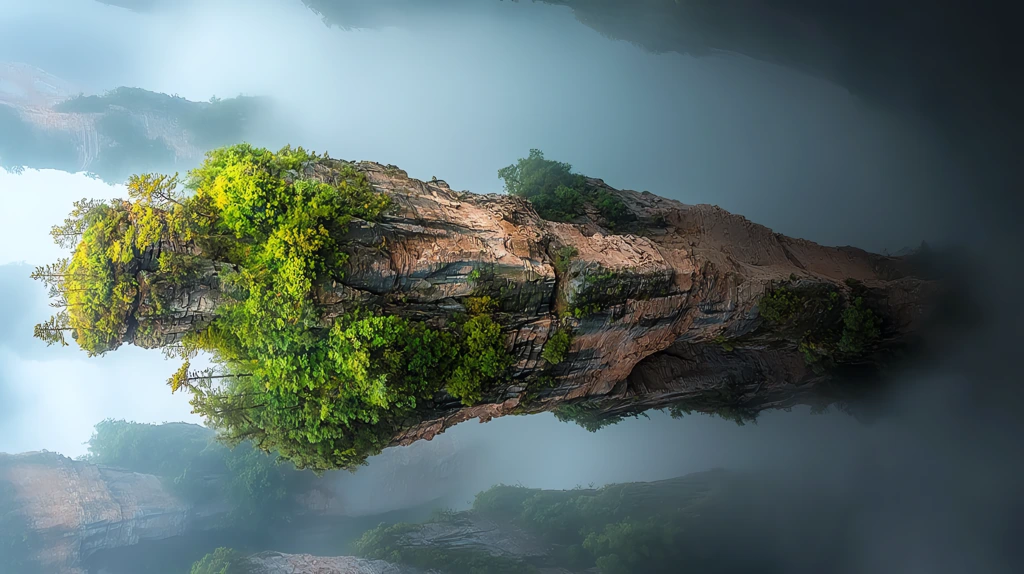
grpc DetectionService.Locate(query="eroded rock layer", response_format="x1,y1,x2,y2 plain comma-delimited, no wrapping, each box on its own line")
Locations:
130,160,939,445
0,451,198,574
243,552,422,574
348,163,935,443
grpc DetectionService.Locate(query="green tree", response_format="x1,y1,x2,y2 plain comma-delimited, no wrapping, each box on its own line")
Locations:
498,149,586,221
498,149,630,225
83,420,309,523
838,296,882,354
190,547,248,574
37,144,516,471
541,327,574,365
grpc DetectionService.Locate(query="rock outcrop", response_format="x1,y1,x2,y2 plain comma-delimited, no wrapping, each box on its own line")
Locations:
0,451,204,574
0,431,465,573
243,552,423,574
0,63,269,183
126,160,940,447
253,470,756,574
348,163,936,443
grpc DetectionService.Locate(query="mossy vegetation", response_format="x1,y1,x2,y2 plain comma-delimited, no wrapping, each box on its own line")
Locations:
552,245,578,275
354,522,536,574
189,547,252,574
541,326,574,365
498,149,631,227
567,268,622,318
552,402,646,432
33,144,515,471
464,295,497,314
712,334,735,352
757,281,883,367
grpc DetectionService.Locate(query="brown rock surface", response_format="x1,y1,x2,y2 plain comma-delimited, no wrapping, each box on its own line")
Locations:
123,160,938,448
0,451,202,574
319,163,936,445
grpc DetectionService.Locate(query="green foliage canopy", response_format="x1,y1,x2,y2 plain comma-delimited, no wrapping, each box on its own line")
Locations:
82,420,309,524
189,547,250,574
37,144,514,471
426,471,769,574
497,149,630,226
541,326,574,365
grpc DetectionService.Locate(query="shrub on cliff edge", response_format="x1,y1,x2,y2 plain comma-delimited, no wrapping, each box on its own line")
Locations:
33,144,515,471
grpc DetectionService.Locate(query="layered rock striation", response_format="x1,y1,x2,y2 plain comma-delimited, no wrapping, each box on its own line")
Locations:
0,431,464,573
126,160,939,446
0,451,201,574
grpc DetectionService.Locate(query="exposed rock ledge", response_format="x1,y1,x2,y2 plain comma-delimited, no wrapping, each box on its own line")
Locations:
131,159,940,447
0,451,201,574
0,433,463,574
243,552,423,574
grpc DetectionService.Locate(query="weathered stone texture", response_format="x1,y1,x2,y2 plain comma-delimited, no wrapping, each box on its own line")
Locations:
0,452,193,574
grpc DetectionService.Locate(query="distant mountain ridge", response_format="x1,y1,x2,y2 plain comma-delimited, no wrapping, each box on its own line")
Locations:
0,425,465,574
0,63,271,184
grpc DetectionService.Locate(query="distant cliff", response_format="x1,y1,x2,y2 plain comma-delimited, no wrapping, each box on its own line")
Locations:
81,154,939,457
0,429,465,574
0,63,270,183
243,553,424,574
0,451,206,574
229,470,780,574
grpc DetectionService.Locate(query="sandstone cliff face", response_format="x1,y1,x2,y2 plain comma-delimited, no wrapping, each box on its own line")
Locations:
326,162,936,444
0,433,466,573
125,160,937,447
0,451,201,574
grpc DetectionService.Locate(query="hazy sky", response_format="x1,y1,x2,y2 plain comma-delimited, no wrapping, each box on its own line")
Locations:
4,2,1022,571
0,0,964,462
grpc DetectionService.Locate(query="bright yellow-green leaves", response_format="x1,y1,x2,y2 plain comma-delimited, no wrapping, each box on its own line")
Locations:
447,315,514,405
62,205,138,355
36,143,516,471
168,360,191,393
134,207,165,248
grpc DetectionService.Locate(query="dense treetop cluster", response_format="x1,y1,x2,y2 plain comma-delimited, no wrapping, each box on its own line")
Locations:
33,144,513,471
498,149,631,227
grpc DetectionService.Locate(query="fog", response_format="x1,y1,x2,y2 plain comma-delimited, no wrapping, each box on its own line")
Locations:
1,0,1020,573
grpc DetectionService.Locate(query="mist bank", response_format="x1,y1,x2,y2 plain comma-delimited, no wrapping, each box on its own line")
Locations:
0,419,466,574
196,455,1024,574
61,0,968,253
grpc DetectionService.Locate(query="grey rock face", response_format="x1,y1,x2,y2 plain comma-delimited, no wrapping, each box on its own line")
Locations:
0,451,200,574
244,552,424,574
